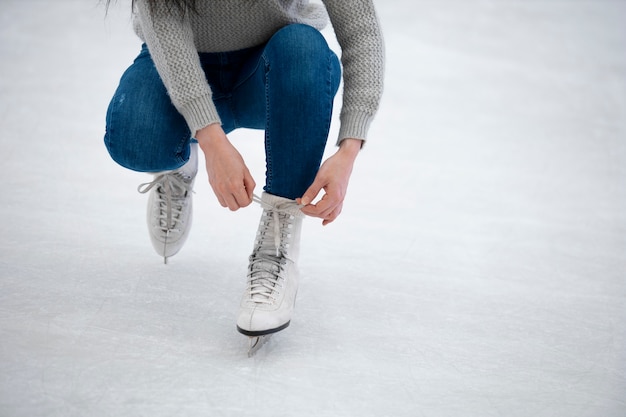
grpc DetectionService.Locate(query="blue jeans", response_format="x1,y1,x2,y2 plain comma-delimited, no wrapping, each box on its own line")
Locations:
104,24,341,199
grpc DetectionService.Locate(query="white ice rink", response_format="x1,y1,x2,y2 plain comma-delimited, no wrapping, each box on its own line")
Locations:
1,1,625,416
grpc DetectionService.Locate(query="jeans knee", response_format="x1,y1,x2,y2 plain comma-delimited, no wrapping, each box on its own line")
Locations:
266,24,331,68
105,137,188,173
273,24,327,50
104,120,189,173
264,24,340,93
104,127,149,172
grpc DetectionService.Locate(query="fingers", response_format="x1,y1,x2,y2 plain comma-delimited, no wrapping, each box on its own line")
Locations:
213,172,255,211
299,180,323,207
244,173,256,204
300,190,344,225
302,197,343,225
327,201,343,221
217,190,251,211
299,163,348,225
321,204,342,226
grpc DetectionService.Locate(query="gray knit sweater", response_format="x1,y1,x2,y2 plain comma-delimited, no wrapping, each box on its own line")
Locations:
133,0,384,144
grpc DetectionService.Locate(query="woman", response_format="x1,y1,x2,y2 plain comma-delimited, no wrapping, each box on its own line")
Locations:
104,0,384,343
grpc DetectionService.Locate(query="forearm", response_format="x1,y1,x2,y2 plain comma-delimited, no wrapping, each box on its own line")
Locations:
323,0,385,144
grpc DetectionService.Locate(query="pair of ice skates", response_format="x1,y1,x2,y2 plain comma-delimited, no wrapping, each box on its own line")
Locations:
137,144,303,355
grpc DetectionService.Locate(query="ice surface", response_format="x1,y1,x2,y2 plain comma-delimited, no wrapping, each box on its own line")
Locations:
1,1,625,416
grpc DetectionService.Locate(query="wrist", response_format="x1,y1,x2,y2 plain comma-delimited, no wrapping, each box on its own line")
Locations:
338,138,363,159
196,123,228,150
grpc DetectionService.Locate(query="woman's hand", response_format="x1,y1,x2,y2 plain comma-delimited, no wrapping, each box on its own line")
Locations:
298,138,362,225
196,123,255,210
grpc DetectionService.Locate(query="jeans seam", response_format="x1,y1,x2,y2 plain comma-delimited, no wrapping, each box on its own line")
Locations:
323,51,333,143
262,53,273,193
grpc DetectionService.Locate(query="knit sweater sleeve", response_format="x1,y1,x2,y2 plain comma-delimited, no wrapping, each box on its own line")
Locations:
135,0,220,134
322,0,385,145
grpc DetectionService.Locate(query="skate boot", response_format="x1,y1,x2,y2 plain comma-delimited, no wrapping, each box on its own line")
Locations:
237,192,304,338
137,143,198,263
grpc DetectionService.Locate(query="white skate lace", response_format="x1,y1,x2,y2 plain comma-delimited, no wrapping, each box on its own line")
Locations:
246,194,301,304
137,172,194,232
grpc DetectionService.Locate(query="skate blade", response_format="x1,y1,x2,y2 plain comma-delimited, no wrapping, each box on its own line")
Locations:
248,334,272,357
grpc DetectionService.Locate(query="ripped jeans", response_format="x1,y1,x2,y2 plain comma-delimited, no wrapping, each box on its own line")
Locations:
104,24,341,200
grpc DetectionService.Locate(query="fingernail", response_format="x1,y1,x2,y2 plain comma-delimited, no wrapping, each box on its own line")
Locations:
301,197,310,206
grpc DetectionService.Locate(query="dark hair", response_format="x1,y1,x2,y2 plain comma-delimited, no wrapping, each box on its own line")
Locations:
105,0,198,15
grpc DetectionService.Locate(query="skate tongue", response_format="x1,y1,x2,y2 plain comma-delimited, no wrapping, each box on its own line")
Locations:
253,193,304,218
247,254,283,303
138,172,193,231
